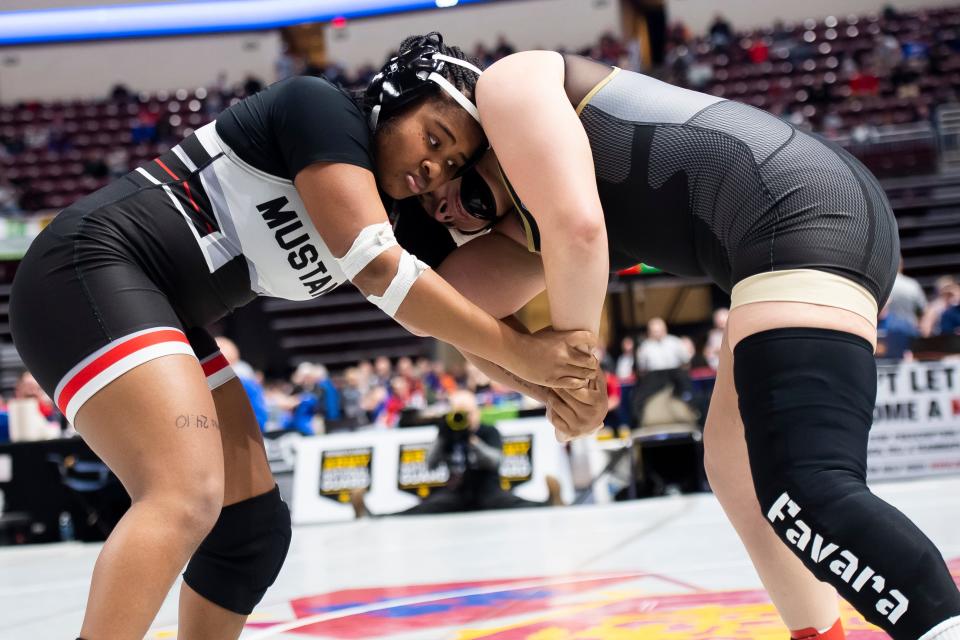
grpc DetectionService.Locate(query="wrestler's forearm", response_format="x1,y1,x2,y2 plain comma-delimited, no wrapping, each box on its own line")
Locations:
460,350,550,404
540,222,608,336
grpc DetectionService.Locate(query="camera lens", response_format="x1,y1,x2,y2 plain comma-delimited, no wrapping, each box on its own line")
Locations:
445,410,469,430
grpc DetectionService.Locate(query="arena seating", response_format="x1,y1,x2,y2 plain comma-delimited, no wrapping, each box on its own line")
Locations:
1,89,214,211
261,290,432,369
2,7,959,214
3,6,960,381
883,172,960,288
694,7,960,126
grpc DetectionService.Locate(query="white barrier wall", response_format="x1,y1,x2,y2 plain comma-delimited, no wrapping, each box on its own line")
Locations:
323,0,621,69
289,359,960,524
667,0,960,35
0,31,282,103
291,418,574,524
0,0,618,103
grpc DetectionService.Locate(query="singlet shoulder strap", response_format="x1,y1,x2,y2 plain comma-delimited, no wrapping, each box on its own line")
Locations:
496,162,541,253
575,67,620,115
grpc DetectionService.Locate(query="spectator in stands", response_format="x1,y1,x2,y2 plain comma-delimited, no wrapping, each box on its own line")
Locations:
873,32,904,77
339,367,367,430
877,302,918,360
23,124,50,151
887,257,926,329
664,43,693,86
312,363,341,420
849,63,881,97
821,111,845,137
215,336,268,431
275,43,301,81
667,21,690,50
473,43,494,68
637,317,692,374
920,275,960,337
437,360,460,396
105,148,130,179
465,361,493,395
939,297,960,336
395,356,424,397
747,37,770,64
351,389,562,517
685,59,713,90
14,371,58,423
372,355,392,388
383,375,413,428
131,105,159,144
0,397,8,443
47,115,70,153
16,185,44,212
769,19,796,57
614,336,637,427
894,36,929,100
284,363,341,434
709,14,733,49
83,156,109,179
615,336,636,385
598,32,626,65
242,75,264,97
602,362,622,427
355,359,374,391
0,178,22,215
354,359,387,423
110,83,132,103
633,318,693,424
703,307,729,371
493,35,516,61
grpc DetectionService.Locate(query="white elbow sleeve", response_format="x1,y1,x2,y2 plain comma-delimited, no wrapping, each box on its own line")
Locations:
335,222,429,317
367,249,429,317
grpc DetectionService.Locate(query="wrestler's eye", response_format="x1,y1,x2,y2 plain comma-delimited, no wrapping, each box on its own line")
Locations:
446,159,458,169
428,134,440,149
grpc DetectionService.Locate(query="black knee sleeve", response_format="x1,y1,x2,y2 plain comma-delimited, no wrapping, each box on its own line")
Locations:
734,328,960,640
183,485,292,615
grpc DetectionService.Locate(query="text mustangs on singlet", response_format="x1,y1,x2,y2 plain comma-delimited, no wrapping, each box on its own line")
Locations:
257,196,336,298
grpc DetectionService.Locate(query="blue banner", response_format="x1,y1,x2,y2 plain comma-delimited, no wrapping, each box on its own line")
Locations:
0,0,493,46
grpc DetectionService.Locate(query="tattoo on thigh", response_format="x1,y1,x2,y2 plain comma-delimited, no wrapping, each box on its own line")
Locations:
175,414,220,430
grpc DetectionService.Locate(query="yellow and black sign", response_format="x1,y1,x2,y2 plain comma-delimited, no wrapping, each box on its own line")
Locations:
398,443,448,498
319,447,373,503
499,434,534,490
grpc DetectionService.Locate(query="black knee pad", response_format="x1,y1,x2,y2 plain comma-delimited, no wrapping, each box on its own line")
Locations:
734,328,960,640
183,485,292,615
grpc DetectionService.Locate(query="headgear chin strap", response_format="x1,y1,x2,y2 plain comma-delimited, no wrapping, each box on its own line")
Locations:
366,35,483,131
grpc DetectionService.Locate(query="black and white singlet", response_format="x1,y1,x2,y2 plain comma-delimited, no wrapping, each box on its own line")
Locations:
10,76,373,423
399,60,899,321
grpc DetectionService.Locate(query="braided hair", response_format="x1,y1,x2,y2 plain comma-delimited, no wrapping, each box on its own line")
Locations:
358,32,484,125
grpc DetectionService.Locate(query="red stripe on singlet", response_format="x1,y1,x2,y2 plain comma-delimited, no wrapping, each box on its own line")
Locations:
57,329,190,413
201,353,230,378
154,158,179,180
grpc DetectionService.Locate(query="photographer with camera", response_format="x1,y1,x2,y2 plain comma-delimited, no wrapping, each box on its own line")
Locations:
352,390,562,516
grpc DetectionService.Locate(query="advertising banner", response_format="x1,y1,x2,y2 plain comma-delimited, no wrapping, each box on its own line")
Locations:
870,360,960,480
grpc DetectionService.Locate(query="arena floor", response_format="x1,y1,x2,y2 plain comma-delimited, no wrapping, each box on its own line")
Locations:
1,477,958,640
